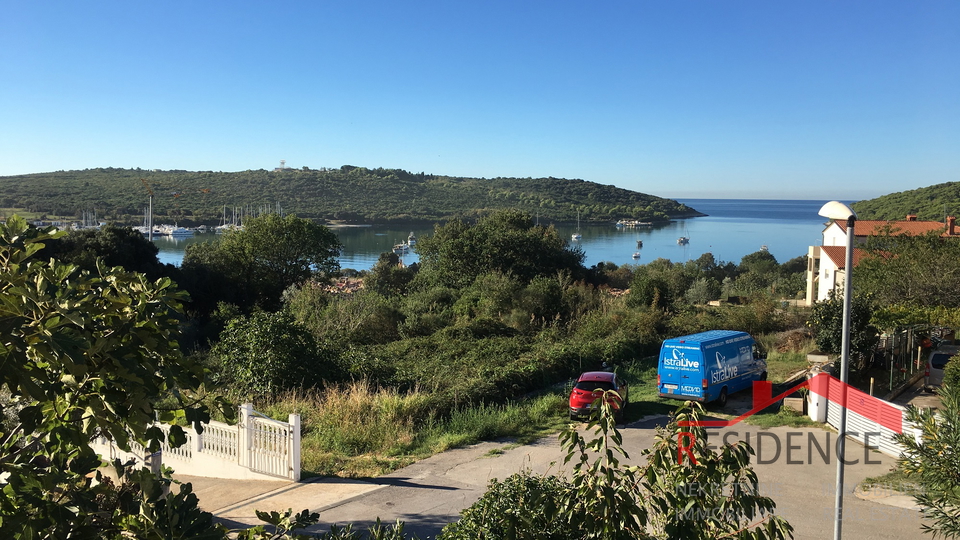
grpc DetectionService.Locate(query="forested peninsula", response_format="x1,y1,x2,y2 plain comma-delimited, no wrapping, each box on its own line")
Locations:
853,182,960,221
0,166,699,226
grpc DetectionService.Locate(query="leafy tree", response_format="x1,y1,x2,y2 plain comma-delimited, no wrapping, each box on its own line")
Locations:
856,231,960,308
685,277,721,305
739,250,779,275
365,252,416,297
627,266,673,310
397,286,459,338
182,214,342,312
808,291,879,371
412,209,586,290
0,216,229,538
211,311,338,395
293,289,404,347
896,384,960,538
36,224,173,279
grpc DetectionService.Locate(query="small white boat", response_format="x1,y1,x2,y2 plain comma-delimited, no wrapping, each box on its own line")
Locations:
159,224,195,237
632,252,641,259
572,210,582,240
677,236,689,245
392,242,409,254
407,232,417,246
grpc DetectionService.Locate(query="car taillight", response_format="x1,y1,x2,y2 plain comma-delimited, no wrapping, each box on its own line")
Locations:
702,379,708,388
657,374,660,386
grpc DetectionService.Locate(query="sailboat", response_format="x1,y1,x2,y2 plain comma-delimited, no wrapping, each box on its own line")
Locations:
571,210,582,241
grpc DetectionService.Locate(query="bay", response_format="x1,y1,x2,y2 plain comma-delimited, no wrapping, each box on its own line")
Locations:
154,199,854,270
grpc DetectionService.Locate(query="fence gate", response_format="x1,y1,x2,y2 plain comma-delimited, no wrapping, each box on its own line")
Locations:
242,404,301,480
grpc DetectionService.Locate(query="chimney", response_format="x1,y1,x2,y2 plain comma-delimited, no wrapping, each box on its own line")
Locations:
949,216,956,236
906,214,918,221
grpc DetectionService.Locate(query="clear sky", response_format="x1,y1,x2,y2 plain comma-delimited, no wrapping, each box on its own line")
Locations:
1,1,957,200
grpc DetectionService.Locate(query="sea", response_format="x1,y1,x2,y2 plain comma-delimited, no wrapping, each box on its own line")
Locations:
152,199,852,271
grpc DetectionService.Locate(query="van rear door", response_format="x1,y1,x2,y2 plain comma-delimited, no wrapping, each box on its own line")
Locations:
659,343,704,399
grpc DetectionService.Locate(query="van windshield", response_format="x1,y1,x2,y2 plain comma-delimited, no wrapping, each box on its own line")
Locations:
575,381,615,392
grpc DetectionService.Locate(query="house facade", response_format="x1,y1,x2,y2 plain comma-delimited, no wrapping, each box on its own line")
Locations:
805,215,958,305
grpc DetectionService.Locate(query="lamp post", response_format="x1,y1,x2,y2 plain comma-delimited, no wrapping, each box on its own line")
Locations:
818,200,856,540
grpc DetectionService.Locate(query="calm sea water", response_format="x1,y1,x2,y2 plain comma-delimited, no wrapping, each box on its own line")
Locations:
154,199,852,270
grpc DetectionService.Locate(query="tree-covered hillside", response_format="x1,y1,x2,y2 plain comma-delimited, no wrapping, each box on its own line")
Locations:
0,166,699,226
853,182,960,221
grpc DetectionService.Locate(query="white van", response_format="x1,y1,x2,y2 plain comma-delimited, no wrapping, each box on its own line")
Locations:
926,344,960,387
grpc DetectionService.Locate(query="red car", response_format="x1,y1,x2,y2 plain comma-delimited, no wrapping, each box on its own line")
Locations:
568,371,629,421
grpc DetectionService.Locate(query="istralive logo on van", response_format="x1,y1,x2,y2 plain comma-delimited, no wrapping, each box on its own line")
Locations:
664,349,700,369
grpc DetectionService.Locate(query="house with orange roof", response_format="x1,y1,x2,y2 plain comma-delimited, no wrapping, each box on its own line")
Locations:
805,214,960,305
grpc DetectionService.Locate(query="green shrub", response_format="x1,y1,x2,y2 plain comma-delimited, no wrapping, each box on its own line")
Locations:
439,472,581,540
212,311,338,395
943,354,960,391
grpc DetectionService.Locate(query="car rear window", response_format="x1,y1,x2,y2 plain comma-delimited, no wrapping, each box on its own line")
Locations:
931,353,954,370
575,381,615,392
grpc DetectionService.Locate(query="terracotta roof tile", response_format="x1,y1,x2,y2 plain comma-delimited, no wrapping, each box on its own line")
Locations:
820,246,870,269
835,219,946,237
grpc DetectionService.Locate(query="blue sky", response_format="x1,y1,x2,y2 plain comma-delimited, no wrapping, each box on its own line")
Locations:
1,1,957,200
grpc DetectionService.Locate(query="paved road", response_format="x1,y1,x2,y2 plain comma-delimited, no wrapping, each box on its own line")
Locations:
180,404,927,539
300,414,924,539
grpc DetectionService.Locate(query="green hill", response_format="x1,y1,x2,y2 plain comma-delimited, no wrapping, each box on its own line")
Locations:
853,182,960,221
0,166,699,226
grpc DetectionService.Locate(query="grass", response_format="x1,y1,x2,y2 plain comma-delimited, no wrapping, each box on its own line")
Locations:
861,467,924,497
251,332,826,478
741,405,823,429
258,381,569,478
765,350,810,384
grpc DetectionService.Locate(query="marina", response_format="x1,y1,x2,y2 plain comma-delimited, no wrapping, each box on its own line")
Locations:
153,199,838,272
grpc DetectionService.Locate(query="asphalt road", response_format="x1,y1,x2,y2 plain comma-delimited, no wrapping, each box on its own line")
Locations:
305,412,925,540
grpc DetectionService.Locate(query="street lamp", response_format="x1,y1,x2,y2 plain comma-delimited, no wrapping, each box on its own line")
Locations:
819,200,856,540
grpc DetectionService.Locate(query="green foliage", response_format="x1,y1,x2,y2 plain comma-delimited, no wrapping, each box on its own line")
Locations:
808,291,880,370
440,471,582,540
365,252,416,297
0,215,230,538
0,167,698,226
896,384,960,538
212,311,338,395
289,289,404,347
943,356,960,392
37,224,172,279
641,403,794,539
181,213,342,312
235,509,416,540
856,231,960,308
853,182,960,221
397,286,459,338
412,210,586,290
872,304,960,330
441,397,794,540
685,277,721,305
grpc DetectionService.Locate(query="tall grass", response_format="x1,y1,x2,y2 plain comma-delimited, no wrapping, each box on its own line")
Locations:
258,381,567,478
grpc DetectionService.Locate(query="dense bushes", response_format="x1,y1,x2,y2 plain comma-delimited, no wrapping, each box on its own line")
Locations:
212,311,341,395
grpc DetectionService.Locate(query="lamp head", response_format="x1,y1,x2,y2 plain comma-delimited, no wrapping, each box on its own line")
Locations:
818,201,857,221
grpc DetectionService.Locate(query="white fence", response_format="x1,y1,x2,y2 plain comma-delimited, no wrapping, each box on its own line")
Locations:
93,403,300,481
807,374,908,458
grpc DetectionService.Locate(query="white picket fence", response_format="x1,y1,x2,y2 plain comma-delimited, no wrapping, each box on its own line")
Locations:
93,403,300,481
